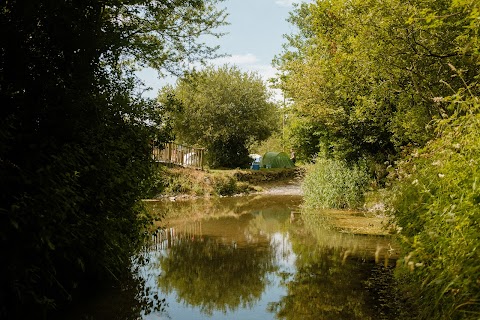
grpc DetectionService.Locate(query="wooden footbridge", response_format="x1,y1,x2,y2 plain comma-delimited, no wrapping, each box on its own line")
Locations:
152,142,205,170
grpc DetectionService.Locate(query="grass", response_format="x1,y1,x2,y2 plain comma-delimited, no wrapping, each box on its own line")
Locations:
147,165,303,199
302,157,369,209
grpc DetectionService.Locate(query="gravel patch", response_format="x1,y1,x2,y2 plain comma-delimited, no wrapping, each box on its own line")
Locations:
263,183,303,196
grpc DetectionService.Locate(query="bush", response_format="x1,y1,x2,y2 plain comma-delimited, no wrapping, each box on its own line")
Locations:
388,107,480,319
302,157,369,209
211,175,238,196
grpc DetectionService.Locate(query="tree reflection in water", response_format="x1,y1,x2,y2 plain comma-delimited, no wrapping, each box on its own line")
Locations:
266,211,400,320
268,242,378,319
146,195,404,319
156,235,276,316
56,196,405,319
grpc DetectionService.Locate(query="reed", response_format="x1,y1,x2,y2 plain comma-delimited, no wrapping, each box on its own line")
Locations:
302,157,369,209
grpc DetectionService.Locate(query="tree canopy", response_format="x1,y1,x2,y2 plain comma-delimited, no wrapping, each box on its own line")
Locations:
0,0,226,317
275,0,479,165
159,65,278,168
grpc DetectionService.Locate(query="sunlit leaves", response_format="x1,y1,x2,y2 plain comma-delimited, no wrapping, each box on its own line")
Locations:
101,0,227,76
389,97,480,318
159,65,278,168
275,0,479,164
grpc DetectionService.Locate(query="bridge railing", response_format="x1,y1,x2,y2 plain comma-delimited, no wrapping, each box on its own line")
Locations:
152,142,204,170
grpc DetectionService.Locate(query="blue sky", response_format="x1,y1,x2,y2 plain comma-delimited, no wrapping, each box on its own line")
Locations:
138,0,309,100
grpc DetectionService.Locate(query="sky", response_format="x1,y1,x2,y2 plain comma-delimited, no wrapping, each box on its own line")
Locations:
137,0,310,100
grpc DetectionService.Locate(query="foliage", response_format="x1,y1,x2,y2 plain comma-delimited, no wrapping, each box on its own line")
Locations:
302,157,369,209
277,0,480,317
286,117,324,162
148,166,304,199
233,167,303,184
388,94,480,319
250,129,284,157
275,0,479,164
250,101,291,156
148,166,209,197
383,2,480,317
0,0,226,317
148,166,258,198
211,174,243,196
159,65,278,168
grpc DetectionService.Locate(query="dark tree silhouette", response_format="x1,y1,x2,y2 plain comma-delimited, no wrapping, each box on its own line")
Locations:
0,0,226,318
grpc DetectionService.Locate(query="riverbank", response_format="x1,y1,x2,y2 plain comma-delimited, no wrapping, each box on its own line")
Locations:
147,165,391,236
147,165,305,200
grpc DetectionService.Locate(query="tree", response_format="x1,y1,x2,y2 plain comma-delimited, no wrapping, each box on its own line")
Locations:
160,65,278,168
274,0,479,167
0,0,226,317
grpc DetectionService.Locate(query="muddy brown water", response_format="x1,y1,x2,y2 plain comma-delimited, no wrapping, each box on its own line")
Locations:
63,194,408,319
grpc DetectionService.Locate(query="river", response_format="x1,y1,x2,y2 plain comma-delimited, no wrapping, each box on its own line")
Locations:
64,194,408,319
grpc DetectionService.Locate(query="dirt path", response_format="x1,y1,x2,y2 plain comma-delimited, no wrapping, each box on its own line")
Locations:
261,182,303,196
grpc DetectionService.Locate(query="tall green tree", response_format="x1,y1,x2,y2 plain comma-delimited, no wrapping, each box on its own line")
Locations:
160,65,278,168
275,0,479,167
0,0,226,317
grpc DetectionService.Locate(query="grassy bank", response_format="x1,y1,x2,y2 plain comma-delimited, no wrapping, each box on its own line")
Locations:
147,165,304,199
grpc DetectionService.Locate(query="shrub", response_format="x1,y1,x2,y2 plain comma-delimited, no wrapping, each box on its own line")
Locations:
302,157,369,209
212,175,238,196
150,167,210,197
389,107,480,319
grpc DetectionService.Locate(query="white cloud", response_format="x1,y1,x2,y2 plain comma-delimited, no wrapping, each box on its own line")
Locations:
211,55,284,102
247,64,277,80
211,53,259,65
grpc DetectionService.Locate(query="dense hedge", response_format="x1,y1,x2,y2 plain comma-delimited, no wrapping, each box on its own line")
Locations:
389,102,480,319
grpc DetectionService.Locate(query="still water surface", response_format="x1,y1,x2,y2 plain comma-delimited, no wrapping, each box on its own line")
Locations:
140,195,400,320
65,194,403,319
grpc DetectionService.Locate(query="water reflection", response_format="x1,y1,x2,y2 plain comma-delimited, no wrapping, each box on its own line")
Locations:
141,195,401,319
61,195,404,319
266,210,400,320
268,235,395,320
156,236,274,316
